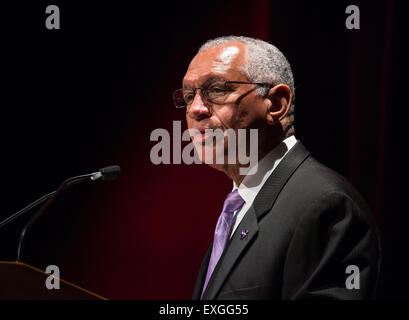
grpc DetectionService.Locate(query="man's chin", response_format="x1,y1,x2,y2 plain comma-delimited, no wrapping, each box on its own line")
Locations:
206,162,226,172
193,145,227,170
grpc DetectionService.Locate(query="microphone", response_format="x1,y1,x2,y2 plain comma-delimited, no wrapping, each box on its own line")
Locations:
91,165,121,182
0,165,121,262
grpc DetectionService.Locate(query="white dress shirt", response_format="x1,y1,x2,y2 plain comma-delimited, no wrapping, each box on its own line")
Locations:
230,135,298,237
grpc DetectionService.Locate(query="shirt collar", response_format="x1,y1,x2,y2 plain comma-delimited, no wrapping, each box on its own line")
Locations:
233,135,297,205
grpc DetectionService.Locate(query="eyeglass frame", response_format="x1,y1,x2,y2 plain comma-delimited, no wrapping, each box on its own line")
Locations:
173,81,273,109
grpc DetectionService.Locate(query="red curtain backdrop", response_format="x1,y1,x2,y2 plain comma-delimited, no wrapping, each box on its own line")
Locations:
74,0,273,299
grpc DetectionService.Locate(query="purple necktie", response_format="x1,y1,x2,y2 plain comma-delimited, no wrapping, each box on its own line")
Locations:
201,189,245,298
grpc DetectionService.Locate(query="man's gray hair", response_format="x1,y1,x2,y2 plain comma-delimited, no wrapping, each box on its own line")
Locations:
199,36,295,124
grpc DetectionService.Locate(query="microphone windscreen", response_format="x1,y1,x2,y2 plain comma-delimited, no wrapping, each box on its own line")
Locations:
100,165,121,181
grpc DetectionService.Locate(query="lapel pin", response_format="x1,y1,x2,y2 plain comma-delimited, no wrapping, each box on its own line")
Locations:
240,229,249,239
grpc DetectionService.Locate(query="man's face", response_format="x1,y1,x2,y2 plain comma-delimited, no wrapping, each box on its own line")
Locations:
183,42,269,169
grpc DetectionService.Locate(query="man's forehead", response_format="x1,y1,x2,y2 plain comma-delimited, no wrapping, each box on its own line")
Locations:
183,42,246,85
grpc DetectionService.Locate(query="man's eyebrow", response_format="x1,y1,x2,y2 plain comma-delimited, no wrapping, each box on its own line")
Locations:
182,76,228,89
203,77,228,86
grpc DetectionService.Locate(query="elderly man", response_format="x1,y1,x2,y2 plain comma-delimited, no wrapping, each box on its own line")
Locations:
174,36,381,299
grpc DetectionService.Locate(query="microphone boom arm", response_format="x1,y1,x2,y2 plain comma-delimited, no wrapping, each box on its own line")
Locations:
0,191,56,229
16,173,95,262
0,165,120,262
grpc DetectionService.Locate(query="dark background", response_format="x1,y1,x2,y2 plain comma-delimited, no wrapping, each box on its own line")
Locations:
0,0,405,299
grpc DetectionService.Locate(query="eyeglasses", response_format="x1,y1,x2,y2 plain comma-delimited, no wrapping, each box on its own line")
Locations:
173,81,272,109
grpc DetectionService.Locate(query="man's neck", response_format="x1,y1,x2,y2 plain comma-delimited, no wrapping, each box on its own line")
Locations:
224,137,284,186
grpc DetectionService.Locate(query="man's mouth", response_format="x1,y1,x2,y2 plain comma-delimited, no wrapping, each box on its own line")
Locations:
190,127,221,144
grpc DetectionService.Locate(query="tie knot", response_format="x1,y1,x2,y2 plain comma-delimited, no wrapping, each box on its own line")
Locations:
222,189,245,214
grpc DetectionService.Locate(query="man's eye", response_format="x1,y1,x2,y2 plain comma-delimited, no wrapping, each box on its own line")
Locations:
183,92,194,103
209,87,225,93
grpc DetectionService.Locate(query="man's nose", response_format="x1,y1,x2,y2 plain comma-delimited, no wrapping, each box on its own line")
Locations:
187,91,211,119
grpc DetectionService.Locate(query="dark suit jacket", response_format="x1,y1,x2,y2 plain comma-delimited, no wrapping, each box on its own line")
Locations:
193,141,381,300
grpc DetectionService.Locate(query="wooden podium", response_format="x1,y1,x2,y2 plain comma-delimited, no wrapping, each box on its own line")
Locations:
0,261,106,300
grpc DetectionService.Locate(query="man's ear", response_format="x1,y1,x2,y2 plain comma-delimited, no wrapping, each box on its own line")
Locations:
265,84,292,125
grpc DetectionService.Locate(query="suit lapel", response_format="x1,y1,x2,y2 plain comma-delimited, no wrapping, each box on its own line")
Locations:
252,141,310,221
201,141,311,299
